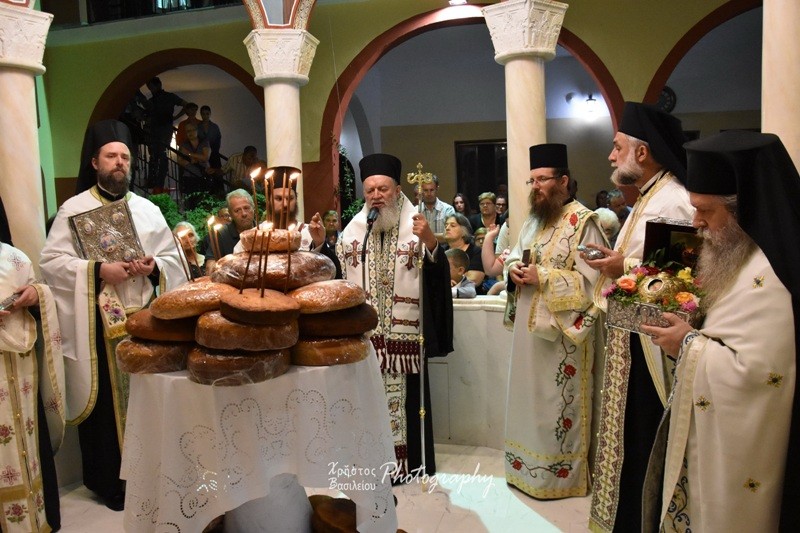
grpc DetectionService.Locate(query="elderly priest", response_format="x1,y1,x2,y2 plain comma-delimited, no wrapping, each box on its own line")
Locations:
642,130,800,532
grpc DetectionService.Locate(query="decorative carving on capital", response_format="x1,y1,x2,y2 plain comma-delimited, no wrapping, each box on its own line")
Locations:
0,4,52,74
483,0,567,64
291,0,314,30
244,29,319,86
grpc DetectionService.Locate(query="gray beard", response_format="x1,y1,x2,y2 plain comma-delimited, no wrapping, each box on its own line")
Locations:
371,199,402,234
97,168,131,196
696,222,757,311
611,150,643,187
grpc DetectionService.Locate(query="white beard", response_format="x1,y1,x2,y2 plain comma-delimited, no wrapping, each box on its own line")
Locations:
696,222,757,311
371,198,402,234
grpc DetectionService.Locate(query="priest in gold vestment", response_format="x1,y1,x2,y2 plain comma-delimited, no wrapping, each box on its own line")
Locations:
503,144,604,498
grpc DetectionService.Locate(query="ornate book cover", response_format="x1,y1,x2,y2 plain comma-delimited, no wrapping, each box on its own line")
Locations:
68,200,145,262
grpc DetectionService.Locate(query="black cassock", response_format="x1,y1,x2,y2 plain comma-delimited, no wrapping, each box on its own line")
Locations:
321,238,453,480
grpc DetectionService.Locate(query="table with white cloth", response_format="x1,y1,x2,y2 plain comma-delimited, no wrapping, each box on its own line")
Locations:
120,352,398,533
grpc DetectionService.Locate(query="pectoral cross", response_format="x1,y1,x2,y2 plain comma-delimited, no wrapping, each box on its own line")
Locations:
344,239,363,268
396,240,418,271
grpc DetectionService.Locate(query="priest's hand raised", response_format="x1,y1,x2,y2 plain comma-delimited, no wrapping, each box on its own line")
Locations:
308,212,325,248
411,213,437,253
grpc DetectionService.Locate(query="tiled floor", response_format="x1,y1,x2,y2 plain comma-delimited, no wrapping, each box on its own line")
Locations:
58,443,590,532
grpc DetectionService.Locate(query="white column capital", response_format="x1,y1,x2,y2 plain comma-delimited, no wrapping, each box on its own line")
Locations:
244,29,319,86
482,0,567,64
0,4,52,74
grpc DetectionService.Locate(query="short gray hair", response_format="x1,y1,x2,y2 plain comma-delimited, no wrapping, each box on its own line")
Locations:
226,188,254,208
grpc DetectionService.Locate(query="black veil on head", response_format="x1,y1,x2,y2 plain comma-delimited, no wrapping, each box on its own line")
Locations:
359,153,402,183
685,129,800,530
75,119,134,194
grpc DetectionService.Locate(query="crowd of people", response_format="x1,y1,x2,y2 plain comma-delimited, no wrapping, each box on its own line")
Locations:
3,100,800,532
121,76,266,209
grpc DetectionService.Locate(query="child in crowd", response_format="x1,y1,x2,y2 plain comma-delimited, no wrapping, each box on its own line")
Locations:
446,248,476,299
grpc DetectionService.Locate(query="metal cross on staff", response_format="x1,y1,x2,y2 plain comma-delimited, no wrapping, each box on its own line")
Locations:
405,162,433,490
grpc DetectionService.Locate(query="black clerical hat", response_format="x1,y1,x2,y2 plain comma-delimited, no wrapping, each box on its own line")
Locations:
76,119,134,194
618,102,687,183
684,130,779,195
529,143,568,170
359,153,402,183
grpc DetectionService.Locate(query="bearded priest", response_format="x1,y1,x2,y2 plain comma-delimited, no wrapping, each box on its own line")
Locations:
502,144,605,499
642,131,800,532
313,153,453,483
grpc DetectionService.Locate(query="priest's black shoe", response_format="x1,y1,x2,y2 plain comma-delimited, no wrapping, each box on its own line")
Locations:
104,492,125,512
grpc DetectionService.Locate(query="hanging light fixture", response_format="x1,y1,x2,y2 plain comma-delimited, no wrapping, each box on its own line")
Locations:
585,93,598,113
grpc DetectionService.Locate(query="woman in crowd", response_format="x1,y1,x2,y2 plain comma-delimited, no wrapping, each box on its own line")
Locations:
442,213,485,288
173,221,205,278
452,193,472,216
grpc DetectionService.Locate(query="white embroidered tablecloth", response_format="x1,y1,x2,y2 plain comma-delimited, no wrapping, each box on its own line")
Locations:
120,353,397,533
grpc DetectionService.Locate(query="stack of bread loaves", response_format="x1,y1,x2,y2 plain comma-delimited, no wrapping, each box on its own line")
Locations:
115,228,378,386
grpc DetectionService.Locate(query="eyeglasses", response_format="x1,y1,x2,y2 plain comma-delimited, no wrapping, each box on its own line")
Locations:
525,175,560,186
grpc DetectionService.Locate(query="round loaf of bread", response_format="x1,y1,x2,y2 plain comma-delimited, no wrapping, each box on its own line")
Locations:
187,346,291,386
196,310,299,351
291,335,370,366
150,277,239,319
289,280,366,314
298,303,378,337
211,251,335,291
116,338,190,374
220,288,301,325
125,308,197,342
238,227,301,253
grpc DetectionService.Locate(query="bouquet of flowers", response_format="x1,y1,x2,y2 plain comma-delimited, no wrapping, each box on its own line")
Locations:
604,263,704,332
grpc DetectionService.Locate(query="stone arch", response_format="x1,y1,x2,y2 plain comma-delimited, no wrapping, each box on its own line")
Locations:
303,6,624,217
87,48,262,126
644,0,762,103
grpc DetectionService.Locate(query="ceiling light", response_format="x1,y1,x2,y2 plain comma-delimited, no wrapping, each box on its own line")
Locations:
449,0,468,5
585,93,598,113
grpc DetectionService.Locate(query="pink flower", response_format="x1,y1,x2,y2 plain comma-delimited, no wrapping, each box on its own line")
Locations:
680,299,699,312
602,284,617,298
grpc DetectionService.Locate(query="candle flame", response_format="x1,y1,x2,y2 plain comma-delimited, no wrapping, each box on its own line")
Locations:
207,216,215,226
214,224,223,231
250,168,261,179
288,223,296,232
177,229,190,238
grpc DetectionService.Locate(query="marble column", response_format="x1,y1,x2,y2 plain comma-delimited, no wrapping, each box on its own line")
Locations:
482,0,567,242
244,29,319,222
0,4,52,274
762,0,800,168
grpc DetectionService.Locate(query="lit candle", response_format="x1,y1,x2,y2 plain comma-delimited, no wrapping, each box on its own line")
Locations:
281,173,289,230
250,168,261,225
240,229,258,294
284,223,295,293
265,169,274,226
213,224,223,262
261,224,272,297
171,230,192,283
206,216,216,260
